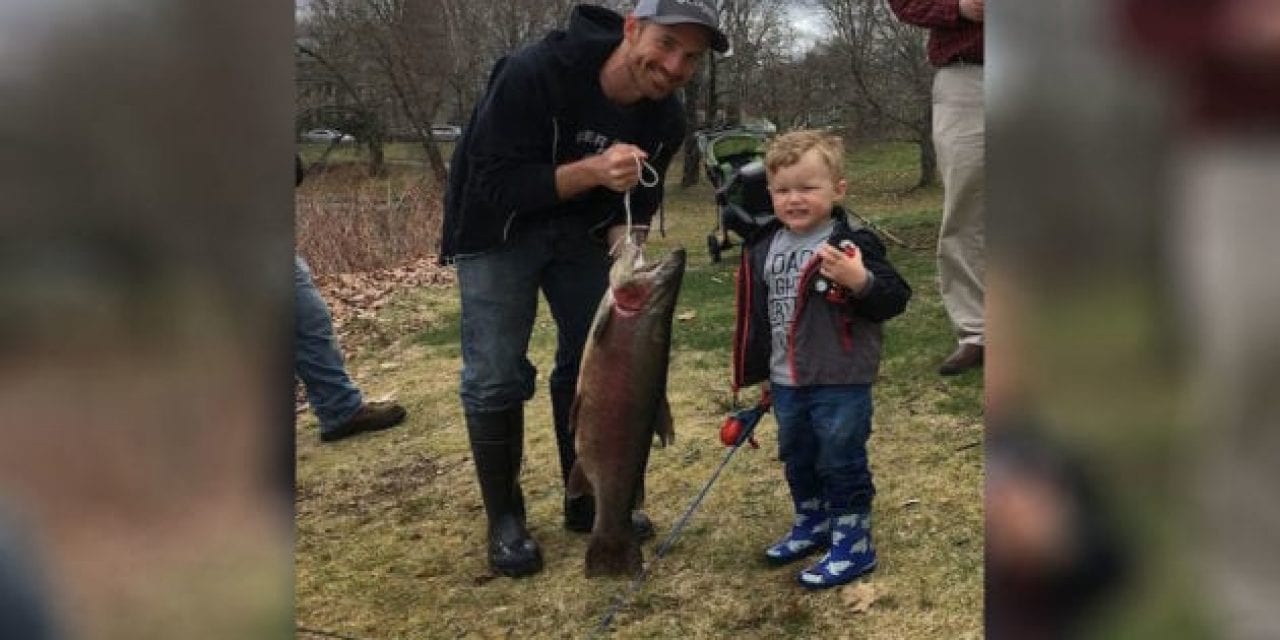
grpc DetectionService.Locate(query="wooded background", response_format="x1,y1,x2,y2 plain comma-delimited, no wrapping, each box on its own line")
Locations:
295,0,937,188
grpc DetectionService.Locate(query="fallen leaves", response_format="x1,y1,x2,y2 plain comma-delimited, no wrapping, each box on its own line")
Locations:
315,258,456,330
839,582,879,614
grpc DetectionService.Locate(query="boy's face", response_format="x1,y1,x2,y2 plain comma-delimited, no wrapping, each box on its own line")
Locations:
767,149,847,235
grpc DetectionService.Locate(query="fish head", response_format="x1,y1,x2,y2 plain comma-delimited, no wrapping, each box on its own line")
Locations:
608,245,687,317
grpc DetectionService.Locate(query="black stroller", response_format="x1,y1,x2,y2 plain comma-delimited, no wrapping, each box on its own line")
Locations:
695,128,776,263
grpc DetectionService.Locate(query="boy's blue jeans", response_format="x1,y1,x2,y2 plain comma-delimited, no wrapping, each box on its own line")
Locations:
454,216,610,414
294,255,363,431
771,383,875,514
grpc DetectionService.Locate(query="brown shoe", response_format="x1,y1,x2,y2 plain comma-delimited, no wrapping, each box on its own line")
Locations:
938,344,983,376
320,401,407,442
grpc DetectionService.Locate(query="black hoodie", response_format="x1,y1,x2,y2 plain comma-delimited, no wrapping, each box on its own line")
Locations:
440,5,686,262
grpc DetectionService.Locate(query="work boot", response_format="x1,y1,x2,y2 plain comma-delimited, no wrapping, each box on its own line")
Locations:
938,343,984,376
798,511,877,589
763,497,830,565
466,408,542,577
552,384,588,532
320,401,406,443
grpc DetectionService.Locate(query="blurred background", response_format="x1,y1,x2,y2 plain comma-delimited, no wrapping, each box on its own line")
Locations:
988,0,1280,638
3,0,1279,637
0,0,294,638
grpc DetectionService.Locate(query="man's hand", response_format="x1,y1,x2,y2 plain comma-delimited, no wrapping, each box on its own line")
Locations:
960,0,984,22
555,142,650,200
594,143,650,193
817,242,869,294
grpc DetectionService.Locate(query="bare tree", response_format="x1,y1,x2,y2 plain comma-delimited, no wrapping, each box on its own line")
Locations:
439,0,580,128
296,40,390,176
300,0,454,186
820,0,936,188
717,0,789,125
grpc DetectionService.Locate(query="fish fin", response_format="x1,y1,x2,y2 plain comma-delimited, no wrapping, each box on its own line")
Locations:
589,291,613,342
566,461,592,499
585,532,643,578
653,397,675,447
568,391,581,437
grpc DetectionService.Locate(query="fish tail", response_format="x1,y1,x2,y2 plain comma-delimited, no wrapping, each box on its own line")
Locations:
566,461,592,499
585,531,642,578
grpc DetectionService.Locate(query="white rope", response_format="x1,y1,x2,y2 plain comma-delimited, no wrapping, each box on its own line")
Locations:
615,153,660,262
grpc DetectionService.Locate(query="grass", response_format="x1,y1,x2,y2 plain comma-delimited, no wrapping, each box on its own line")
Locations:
295,141,982,639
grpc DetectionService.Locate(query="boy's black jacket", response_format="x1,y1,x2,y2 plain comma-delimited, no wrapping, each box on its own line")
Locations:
732,207,912,391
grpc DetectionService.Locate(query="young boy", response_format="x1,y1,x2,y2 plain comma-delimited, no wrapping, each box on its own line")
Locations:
732,130,912,589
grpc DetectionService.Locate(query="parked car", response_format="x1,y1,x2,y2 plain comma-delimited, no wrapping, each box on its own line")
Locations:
300,128,355,144
430,125,462,142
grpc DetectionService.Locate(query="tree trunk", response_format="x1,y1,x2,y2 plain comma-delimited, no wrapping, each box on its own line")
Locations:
680,68,704,188
366,137,387,178
916,134,937,189
419,132,449,189
681,135,702,187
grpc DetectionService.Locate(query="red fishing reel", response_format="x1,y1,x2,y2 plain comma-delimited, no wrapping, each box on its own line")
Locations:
720,396,771,449
814,239,860,304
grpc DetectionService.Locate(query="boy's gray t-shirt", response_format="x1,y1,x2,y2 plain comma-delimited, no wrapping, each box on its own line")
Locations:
765,220,835,385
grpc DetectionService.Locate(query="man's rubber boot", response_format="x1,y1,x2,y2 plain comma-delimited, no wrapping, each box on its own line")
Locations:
466,408,542,578
550,385,593,531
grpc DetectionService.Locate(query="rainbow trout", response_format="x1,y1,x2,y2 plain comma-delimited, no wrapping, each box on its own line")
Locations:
566,243,686,577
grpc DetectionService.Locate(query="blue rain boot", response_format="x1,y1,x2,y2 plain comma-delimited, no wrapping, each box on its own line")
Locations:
764,497,831,566
797,512,876,589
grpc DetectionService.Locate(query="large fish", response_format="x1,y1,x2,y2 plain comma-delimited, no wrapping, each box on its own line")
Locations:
566,243,686,577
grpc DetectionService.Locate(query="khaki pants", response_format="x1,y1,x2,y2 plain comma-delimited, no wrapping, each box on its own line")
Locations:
1177,139,1280,640
933,64,986,346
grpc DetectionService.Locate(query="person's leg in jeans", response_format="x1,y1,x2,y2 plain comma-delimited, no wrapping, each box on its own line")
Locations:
295,255,405,441
798,384,877,588
766,385,831,564
295,255,362,429
456,230,549,577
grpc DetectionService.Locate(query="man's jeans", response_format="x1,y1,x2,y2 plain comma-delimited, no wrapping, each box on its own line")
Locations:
294,255,362,431
455,216,610,414
771,384,875,514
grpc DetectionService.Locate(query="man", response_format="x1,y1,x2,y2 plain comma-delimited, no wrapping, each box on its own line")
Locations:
296,155,407,443
440,1,727,577
888,0,985,376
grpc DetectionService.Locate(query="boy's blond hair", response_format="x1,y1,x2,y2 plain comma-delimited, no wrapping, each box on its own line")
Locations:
764,130,845,180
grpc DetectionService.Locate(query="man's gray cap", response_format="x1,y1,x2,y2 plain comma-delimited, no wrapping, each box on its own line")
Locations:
634,0,730,53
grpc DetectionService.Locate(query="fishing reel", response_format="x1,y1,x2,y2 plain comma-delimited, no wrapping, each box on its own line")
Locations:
812,239,860,304
719,400,771,449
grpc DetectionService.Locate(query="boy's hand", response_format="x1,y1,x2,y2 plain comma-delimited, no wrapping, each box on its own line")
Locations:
817,242,869,294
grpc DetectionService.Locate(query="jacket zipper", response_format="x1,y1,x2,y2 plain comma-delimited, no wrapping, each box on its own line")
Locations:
502,117,562,245
787,255,824,385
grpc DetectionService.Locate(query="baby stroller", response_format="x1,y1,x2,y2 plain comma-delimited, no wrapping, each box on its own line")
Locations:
696,128,776,263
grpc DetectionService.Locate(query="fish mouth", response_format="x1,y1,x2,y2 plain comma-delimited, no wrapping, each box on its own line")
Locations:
612,247,686,312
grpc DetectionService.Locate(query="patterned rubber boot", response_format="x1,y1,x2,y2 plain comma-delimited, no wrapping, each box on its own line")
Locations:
763,497,831,566
797,512,876,589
